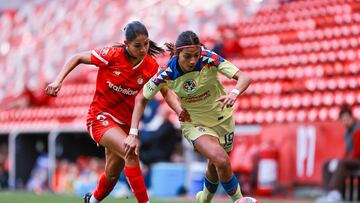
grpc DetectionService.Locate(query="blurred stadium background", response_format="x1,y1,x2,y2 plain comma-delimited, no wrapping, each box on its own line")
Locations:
1,0,360,202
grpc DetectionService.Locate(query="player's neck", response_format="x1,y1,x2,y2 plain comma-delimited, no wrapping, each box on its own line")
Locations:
176,60,187,73
125,47,142,66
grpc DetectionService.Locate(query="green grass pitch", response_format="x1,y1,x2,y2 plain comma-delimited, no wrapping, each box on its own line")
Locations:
0,191,325,203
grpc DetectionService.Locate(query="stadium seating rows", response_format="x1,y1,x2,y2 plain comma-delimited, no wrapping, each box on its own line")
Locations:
1,0,360,128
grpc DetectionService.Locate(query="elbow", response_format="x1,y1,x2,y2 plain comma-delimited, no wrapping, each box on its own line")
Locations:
74,52,91,64
70,53,82,65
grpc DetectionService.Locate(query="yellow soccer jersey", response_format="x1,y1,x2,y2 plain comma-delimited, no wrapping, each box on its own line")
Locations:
143,46,239,127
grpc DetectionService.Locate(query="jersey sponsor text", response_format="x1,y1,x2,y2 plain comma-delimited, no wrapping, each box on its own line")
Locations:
106,81,138,95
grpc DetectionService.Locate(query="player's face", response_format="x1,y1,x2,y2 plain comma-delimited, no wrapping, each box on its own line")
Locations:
178,46,200,73
126,34,150,60
340,113,354,129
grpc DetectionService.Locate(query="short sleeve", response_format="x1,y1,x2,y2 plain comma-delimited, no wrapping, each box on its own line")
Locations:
143,56,160,78
143,65,171,100
200,47,239,79
91,47,116,67
143,77,166,100
201,48,225,68
218,60,240,79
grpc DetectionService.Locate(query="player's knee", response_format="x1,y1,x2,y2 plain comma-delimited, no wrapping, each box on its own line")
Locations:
211,154,231,170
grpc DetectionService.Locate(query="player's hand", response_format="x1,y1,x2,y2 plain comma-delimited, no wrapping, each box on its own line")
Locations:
178,108,191,122
45,81,62,97
216,92,238,110
124,134,139,158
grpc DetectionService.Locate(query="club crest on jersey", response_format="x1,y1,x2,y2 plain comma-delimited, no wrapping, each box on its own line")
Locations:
102,120,109,126
137,77,144,84
101,47,109,56
183,79,197,93
96,114,109,126
198,127,206,132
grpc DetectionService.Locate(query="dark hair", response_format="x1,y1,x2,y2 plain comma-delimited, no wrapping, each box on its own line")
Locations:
116,21,164,57
165,30,201,57
339,104,353,118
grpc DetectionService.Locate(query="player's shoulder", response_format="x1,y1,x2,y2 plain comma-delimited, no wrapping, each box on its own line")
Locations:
200,46,216,57
144,54,159,68
94,46,123,60
155,56,177,74
99,45,123,54
141,55,159,76
164,56,177,70
200,46,224,67
161,57,178,75
109,46,124,57
149,57,178,85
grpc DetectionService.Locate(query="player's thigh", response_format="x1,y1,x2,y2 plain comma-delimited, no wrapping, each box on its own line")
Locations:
104,148,125,179
181,123,219,150
181,117,235,153
100,127,128,159
194,134,229,163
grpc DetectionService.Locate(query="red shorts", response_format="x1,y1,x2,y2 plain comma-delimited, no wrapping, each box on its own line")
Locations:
86,112,130,143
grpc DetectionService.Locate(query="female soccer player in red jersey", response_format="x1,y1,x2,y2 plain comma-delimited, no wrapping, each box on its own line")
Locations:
126,31,257,203
45,21,170,203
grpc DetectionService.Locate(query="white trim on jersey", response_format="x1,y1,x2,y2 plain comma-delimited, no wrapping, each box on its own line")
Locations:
88,121,95,141
132,59,144,70
92,50,109,65
101,112,125,125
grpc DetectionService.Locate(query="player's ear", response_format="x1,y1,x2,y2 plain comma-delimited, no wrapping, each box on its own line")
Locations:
124,40,129,46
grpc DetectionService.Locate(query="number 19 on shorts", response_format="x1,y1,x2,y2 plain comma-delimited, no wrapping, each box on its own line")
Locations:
224,132,234,147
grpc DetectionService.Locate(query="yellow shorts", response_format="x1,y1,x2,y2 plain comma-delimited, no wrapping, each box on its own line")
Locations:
181,116,235,152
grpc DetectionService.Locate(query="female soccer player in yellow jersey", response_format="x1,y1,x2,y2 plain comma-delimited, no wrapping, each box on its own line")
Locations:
125,31,254,203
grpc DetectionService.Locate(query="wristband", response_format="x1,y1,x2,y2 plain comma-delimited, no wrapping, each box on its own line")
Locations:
230,88,240,95
129,128,138,136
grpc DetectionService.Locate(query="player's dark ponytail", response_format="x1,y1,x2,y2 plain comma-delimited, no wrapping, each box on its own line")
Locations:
148,40,165,57
165,30,202,58
117,21,165,57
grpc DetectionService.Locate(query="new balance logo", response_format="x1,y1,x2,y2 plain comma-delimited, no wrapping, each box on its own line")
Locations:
113,71,121,75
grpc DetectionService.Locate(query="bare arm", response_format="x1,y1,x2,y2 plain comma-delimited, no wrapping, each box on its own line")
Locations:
125,94,149,157
130,87,183,130
232,70,252,95
125,86,192,157
217,70,252,110
45,51,92,97
160,87,191,122
130,94,149,130
159,87,182,115
130,86,189,131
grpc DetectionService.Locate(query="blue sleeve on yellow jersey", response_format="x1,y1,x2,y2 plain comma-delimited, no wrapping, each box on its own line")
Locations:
152,58,176,86
151,47,226,87
200,47,225,68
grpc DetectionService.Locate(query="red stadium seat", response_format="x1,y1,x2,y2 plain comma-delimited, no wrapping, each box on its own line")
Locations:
3,0,360,128
296,110,307,122
265,111,275,123
285,110,296,122
307,108,319,122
